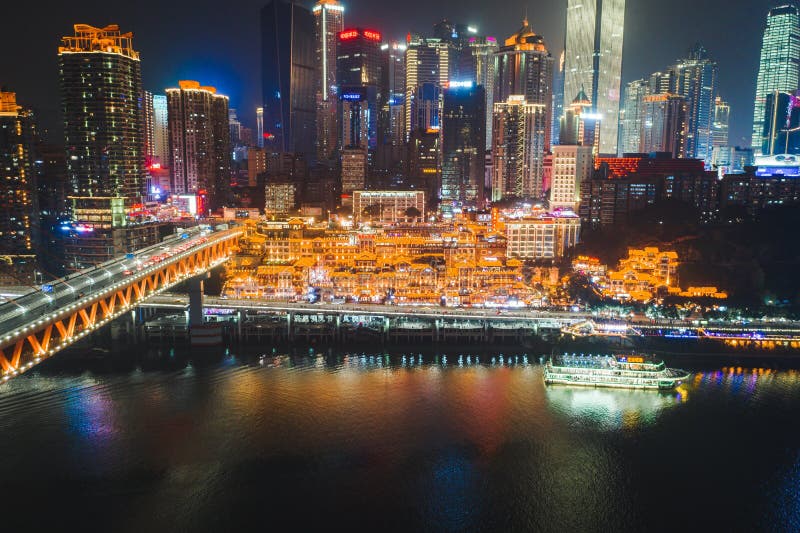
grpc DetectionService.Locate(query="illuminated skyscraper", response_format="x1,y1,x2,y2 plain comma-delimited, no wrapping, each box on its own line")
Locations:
404,35,450,137
712,97,729,148
166,81,232,212
337,28,382,152
491,95,547,201
670,44,717,163
761,90,800,155
467,36,498,149
640,94,686,158
256,107,264,148
551,50,565,147
620,78,649,154
494,18,554,149
313,0,344,161
261,0,316,156
0,92,38,263
377,41,406,170
752,4,800,153
152,95,169,166
549,145,593,211
441,82,486,207
563,0,625,155
58,24,144,213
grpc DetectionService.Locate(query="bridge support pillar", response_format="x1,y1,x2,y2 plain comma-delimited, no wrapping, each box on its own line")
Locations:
187,275,208,328
287,312,294,341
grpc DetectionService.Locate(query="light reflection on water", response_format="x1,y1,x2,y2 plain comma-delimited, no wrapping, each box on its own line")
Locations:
1,351,800,531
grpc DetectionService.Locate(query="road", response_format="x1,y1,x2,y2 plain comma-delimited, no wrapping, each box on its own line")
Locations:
0,226,224,337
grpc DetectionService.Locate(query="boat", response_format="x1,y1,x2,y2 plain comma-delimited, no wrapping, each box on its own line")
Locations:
544,352,690,391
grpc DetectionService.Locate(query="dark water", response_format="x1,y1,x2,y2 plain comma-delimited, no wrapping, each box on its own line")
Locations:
1,347,799,532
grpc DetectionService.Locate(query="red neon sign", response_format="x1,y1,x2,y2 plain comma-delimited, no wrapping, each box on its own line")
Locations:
363,29,381,42
339,30,359,41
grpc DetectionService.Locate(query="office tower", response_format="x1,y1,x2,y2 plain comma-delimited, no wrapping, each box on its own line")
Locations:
491,95,548,201
341,147,368,195
404,35,450,137
411,83,442,132
752,4,800,152
620,79,648,154
494,18,554,149
563,0,625,155
466,36,498,149
313,0,344,161
712,97,729,148
549,145,593,211
377,41,407,170
152,95,169,166
761,90,800,155
559,88,597,149
551,50,565,147
407,129,440,199
670,44,717,162
0,91,39,276
58,24,144,215
441,82,486,207
166,80,232,212
143,91,156,167
640,94,687,158
337,28,382,152
256,107,265,148
229,108,242,145
261,0,316,156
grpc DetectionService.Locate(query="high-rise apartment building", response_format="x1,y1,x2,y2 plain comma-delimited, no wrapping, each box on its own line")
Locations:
0,92,38,275
58,24,144,215
341,147,368,195
712,97,729,148
494,19,554,149
752,4,800,153
261,0,316,157
620,79,648,155
313,0,344,161
404,35,450,137
441,83,486,207
549,145,593,211
491,95,547,201
152,95,169,166
670,44,717,163
376,41,407,171
563,0,625,155
559,88,597,149
166,80,232,212
551,50,565,148
640,94,687,158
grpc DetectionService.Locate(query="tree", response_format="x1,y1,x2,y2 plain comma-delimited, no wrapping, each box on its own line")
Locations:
404,206,422,219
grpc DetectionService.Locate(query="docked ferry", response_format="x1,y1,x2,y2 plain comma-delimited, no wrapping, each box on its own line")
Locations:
544,353,690,391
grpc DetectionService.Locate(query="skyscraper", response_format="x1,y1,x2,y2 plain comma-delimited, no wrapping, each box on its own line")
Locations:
261,0,316,156
670,44,717,163
491,95,547,201
404,35,450,137
441,82,486,207
551,50,565,147
337,28,382,151
152,95,169,166
313,0,344,161
563,0,625,155
256,107,264,148
494,18,554,149
752,4,800,153
466,35,498,149
376,41,406,170
58,24,144,216
620,79,649,154
549,145,593,211
166,80,232,212
0,92,38,269
640,94,686,158
761,90,800,155
712,96,729,148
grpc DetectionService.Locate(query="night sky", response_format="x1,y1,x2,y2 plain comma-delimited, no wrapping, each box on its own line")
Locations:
1,0,772,145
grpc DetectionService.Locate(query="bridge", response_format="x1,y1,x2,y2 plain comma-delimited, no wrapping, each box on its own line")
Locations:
0,226,242,382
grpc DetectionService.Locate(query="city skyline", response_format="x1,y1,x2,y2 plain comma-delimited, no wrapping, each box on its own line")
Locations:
1,0,769,146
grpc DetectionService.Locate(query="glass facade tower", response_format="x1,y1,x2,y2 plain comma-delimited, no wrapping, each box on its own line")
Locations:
563,0,625,155
752,4,800,153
